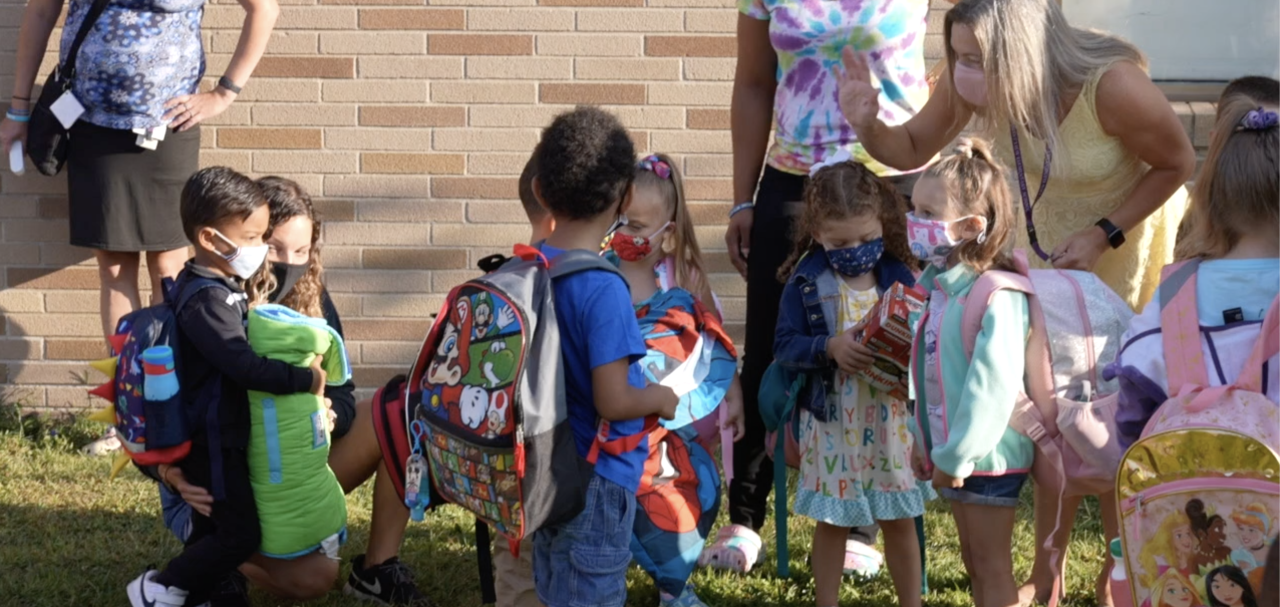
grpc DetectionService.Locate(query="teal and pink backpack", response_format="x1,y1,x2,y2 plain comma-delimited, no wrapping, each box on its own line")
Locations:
1114,261,1280,607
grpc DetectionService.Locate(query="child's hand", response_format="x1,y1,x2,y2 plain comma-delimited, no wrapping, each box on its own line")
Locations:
723,375,746,442
910,442,930,481
309,355,327,396
655,385,679,420
931,467,963,491
160,464,213,517
827,329,875,375
324,397,336,434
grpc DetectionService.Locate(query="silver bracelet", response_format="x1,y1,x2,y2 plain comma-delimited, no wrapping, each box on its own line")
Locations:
729,202,755,218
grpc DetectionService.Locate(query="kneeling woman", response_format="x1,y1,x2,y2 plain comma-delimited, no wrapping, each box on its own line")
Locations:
156,177,433,606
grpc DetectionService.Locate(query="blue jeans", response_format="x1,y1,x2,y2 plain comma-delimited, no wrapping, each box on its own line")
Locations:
938,473,1028,508
160,483,193,543
533,474,636,607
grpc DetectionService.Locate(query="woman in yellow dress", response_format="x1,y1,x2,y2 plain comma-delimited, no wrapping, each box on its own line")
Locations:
836,0,1196,605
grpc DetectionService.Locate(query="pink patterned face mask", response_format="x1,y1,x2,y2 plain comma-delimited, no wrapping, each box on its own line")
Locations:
906,212,986,268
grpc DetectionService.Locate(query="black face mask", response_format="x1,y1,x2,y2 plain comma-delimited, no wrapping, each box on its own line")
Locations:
269,262,309,303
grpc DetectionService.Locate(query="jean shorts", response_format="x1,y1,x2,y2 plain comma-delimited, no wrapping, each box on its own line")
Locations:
533,474,637,607
938,473,1028,508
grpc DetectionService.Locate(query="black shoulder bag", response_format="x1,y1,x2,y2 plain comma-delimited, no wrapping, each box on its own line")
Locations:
27,0,113,177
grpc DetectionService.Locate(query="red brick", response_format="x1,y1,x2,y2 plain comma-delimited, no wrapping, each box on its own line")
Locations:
646,36,735,57
359,8,464,30
540,83,645,105
46,339,108,361
344,319,433,341
429,34,533,56
363,248,470,270
359,106,466,127
218,128,323,149
431,177,518,200
7,267,99,290
688,108,730,130
253,56,354,78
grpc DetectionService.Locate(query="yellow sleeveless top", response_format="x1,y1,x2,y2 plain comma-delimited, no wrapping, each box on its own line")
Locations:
994,66,1189,311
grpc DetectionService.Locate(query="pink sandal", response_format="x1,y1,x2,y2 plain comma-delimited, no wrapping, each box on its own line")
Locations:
698,524,764,573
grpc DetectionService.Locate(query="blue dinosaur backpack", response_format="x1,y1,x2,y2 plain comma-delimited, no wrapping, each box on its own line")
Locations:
88,276,225,476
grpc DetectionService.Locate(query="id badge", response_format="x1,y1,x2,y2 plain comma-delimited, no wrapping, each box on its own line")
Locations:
50,91,86,130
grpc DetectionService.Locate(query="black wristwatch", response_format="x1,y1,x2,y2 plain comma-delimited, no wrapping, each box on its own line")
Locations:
1096,218,1125,249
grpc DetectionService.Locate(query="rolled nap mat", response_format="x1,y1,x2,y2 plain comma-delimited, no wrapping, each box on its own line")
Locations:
246,304,352,559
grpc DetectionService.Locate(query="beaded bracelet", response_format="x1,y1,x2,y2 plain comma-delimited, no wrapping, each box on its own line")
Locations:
729,202,755,218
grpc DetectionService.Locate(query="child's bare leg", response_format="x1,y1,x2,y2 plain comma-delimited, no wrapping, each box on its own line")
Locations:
1021,486,1081,605
958,502,1018,607
812,521,851,607
880,517,922,607
950,502,981,605
1096,491,1121,606
242,552,339,600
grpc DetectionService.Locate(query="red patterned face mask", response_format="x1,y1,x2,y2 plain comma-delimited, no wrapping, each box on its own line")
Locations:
609,222,671,262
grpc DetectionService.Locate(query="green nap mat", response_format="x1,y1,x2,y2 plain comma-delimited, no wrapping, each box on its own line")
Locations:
246,303,351,559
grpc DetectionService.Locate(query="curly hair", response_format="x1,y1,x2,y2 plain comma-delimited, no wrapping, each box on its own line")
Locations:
777,160,917,282
534,106,636,221
921,137,1017,273
247,176,326,319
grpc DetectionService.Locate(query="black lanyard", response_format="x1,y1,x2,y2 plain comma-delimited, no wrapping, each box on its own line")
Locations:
1009,125,1053,261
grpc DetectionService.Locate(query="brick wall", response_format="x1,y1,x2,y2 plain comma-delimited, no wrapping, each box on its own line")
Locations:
0,0,1212,410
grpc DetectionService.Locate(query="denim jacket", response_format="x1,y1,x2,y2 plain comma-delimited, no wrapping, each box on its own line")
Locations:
773,248,918,421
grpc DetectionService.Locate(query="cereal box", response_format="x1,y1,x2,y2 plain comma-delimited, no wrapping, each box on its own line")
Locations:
855,282,926,399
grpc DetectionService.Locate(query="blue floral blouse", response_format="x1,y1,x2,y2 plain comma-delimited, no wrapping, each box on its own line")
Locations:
59,0,206,130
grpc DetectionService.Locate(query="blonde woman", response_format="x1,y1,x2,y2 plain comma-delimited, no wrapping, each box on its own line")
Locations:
838,0,1195,603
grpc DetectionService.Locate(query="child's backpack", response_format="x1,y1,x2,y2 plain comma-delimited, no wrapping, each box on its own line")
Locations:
758,361,806,577
629,285,736,596
88,276,227,477
405,244,645,587
1115,261,1280,607
959,250,1134,603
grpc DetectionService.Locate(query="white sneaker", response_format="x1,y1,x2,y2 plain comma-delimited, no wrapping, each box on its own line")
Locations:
127,569,188,607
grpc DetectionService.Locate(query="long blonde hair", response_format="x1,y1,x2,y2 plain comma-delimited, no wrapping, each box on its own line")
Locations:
1139,511,1195,588
921,138,1017,273
945,0,1146,166
634,153,710,300
1175,98,1280,261
1150,568,1204,607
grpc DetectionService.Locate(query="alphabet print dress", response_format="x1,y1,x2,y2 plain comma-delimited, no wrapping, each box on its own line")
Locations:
792,281,934,527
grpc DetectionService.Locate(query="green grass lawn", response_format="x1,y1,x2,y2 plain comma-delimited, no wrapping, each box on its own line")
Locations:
0,432,1109,607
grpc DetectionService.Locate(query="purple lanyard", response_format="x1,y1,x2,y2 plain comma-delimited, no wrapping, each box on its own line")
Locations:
1009,125,1053,261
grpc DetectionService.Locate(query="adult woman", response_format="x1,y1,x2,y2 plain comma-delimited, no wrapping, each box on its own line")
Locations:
838,0,1196,603
714,0,946,576
1,0,277,341
159,178,434,607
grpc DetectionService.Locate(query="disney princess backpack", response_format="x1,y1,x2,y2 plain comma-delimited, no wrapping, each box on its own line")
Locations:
1111,260,1280,607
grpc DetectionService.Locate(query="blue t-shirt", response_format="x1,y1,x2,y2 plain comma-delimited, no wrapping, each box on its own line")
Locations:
542,244,651,491
1196,258,1280,325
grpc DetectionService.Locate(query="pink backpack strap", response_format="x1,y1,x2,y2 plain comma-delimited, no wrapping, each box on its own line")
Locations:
1158,260,1210,394
1231,294,1280,393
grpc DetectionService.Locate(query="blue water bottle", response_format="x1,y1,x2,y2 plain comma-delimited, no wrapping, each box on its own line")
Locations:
142,346,186,448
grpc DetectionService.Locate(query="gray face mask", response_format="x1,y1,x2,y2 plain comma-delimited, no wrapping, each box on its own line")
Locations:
269,262,308,303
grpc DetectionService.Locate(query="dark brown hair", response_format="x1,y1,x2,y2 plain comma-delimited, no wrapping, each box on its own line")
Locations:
921,138,1017,273
179,167,266,244
518,146,548,224
778,161,916,282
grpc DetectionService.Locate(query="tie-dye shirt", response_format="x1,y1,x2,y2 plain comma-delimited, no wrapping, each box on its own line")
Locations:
739,0,931,176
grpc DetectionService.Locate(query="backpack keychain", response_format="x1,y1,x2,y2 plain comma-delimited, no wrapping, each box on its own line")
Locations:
405,420,430,522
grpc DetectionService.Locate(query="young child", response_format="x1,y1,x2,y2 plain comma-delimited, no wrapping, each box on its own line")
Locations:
530,106,679,607
129,167,326,607
1110,91,1280,447
772,158,930,607
907,139,1033,607
610,153,745,607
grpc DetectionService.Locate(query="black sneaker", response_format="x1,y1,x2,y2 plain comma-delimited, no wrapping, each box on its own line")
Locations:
206,571,250,607
344,555,435,606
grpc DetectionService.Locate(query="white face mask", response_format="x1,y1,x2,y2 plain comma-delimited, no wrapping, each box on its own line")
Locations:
213,230,269,280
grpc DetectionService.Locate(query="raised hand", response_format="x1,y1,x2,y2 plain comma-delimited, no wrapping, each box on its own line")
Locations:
836,46,882,133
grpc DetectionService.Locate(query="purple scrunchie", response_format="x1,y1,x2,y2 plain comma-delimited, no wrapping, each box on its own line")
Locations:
1239,107,1279,131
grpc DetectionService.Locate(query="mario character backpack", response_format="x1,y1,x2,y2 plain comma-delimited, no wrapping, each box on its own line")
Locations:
87,276,227,478
1113,260,1280,607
